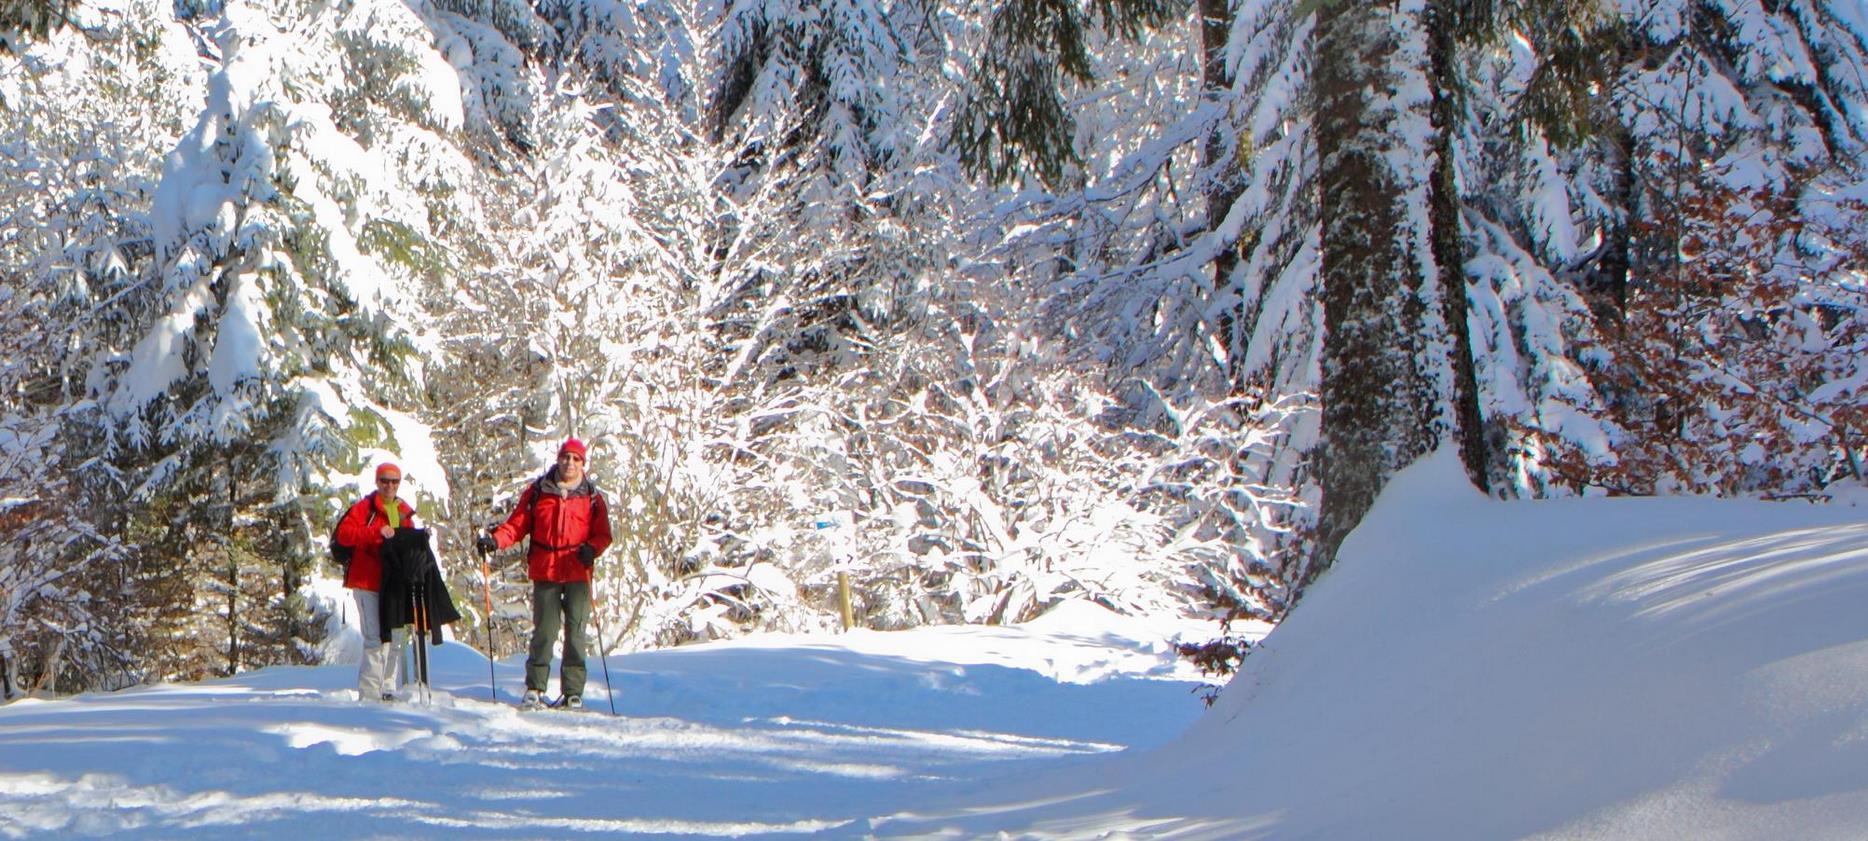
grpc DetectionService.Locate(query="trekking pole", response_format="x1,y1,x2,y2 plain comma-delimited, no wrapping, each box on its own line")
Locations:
413,588,426,704
422,579,434,702
412,572,430,706
476,537,498,703
591,582,618,716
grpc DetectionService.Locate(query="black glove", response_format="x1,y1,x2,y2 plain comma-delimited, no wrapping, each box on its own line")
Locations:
577,544,596,567
476,534,498,555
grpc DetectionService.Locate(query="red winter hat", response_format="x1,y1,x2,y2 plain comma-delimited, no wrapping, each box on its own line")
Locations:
375,463,402,481
558,438,587,460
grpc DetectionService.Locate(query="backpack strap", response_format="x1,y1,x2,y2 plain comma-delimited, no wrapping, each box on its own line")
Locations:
332,496,377,537
523,478,606,550
329,496,379,569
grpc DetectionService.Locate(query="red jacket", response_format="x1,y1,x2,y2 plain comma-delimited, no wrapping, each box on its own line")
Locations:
492,472,612,583
335,492,417,592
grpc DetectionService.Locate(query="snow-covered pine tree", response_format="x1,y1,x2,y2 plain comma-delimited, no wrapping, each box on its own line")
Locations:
0,2,202,693
1446,0,1621,500
57,0,488,684
1295,0,1868,550
948,0,1177,185
1548,0,1868,494
1310,0,1627,581
704,0,946,386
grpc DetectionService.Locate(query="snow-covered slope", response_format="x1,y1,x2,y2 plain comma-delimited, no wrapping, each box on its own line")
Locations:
875,451,1868,839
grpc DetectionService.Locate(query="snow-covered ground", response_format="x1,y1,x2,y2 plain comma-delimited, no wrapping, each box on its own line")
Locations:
0,602,1216,838
10,451,1868,839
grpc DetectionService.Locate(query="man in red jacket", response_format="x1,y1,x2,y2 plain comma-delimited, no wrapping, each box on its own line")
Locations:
335,462,418,701
479,438,613,709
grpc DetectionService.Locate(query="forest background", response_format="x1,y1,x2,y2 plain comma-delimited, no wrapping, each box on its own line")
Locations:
5,0,1868,698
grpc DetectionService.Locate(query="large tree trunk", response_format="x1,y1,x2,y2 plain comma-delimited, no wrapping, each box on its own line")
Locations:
1308,2,1443,588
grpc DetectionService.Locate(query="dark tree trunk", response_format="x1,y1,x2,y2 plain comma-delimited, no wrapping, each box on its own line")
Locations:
1425,0,1489,494
1198,0,1244,383
224,556,240,676
1308,5,1440,589
223,458,240,677
1588,129,1636,328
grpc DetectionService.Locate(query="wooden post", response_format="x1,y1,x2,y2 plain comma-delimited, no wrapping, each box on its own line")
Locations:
837,572,855,631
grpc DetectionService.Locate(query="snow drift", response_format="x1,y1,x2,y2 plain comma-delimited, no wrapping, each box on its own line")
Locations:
877,451,1868,839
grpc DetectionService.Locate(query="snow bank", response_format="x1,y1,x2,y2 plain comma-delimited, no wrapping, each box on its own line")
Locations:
878,450,1868,839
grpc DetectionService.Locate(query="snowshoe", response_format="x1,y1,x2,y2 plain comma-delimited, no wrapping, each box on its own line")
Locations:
520,689,546,711
550,694,585,711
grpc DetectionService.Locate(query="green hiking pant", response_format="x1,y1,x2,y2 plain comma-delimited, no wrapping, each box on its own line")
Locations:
526,580,591,698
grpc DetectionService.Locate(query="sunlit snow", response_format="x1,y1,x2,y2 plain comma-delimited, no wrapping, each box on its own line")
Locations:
11,454,1868,839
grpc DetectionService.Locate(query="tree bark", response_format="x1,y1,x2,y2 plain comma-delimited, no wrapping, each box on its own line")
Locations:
1308,3,1440,588
1425,0,1489,494
1198,0,1244,383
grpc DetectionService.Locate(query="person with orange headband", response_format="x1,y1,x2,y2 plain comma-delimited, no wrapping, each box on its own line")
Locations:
334,462,418,701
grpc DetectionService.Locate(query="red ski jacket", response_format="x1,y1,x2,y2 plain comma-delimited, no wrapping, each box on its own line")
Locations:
335,492,418,592
491,472,613,583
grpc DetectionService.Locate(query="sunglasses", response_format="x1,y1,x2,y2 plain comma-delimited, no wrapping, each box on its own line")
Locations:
377,478,402,485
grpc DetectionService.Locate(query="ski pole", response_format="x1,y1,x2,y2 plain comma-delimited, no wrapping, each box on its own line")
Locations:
591,582,618,716
413,575,430,705
477,536,498,703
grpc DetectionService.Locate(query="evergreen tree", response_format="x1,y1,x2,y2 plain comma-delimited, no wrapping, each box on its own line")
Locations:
0,1,200,692
1550,0,1868,493
58,0,481,685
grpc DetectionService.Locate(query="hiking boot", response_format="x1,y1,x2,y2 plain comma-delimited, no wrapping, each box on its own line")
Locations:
563,695,582,710
380,692,397,703
521,689,545,710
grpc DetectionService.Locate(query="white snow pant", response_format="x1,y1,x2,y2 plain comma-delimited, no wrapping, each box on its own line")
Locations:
352,589,405,698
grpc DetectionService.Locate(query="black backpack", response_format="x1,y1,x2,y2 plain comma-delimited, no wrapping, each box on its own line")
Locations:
329,498,376,570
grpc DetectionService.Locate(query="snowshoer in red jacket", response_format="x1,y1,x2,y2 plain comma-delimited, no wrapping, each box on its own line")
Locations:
479,438,613,709
335,462,418,701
